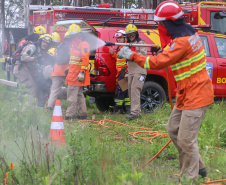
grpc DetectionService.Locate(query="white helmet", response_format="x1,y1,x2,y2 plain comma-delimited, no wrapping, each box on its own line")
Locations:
114,30,126,38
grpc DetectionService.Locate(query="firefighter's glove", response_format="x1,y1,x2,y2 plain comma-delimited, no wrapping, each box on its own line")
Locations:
151,46,163,56
64,67,69,76
77,71,85,82
117,47,134,60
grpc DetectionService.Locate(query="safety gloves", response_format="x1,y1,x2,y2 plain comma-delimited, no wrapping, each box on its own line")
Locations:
117,47,134,60
151,47,163,56
77,71,85,82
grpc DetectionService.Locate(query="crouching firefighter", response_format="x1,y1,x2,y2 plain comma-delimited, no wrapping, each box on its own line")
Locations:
109,30,130,114
118,1,214,183
65,24,90,120
13,34,52,106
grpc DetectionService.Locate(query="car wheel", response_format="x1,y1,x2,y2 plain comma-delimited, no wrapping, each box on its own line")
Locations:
95,96,113,112
141,81,166,113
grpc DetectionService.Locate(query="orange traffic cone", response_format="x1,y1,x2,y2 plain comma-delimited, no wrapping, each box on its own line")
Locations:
49,99,65,146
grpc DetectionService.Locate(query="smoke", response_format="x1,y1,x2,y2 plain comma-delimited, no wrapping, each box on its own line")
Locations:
82,32,106,52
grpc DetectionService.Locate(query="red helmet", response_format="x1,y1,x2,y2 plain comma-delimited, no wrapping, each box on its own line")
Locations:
154,1,184,21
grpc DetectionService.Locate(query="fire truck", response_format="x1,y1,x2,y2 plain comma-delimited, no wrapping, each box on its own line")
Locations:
1,1,226,112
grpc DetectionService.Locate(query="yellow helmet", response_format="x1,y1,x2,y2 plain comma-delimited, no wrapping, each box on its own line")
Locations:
64,31,70,39
125,24,138,34
68,24,81,35
51,32,60,43
47,48,56,56
39,34,52,44
33,26,46,35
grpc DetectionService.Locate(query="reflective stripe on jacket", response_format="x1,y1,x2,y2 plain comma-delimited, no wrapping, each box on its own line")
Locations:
130,33,214,110
65,39,90,86
116,46,128,78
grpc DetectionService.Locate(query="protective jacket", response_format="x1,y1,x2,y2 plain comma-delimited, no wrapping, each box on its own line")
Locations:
52,40,70,77
130,33,214,110
111,46,128,78
15,44,38,73
65,39,90,86
128,39,147,75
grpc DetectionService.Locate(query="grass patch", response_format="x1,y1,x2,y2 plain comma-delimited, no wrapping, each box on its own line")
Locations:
0,74,225,184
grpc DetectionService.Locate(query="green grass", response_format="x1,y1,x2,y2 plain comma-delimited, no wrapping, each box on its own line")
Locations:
0,73,226,184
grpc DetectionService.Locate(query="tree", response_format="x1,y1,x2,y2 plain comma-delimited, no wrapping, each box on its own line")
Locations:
1,0,6,56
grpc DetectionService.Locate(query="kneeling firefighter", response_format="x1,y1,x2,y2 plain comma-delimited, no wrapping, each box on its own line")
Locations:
118,1,214,183
65,24,90,120
13,34,52,106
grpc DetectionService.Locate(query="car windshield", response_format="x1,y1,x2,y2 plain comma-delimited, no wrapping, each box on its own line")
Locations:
210,11,226,34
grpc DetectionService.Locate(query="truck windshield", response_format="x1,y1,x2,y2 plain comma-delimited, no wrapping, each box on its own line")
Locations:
211,11,226,34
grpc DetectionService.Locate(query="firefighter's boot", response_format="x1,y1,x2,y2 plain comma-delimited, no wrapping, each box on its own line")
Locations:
199,167,207,178
124,105,131,114
113,106,123,114
126,114,140,120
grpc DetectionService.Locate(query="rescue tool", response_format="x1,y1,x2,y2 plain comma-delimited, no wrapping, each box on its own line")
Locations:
105,41,161,53
105,41,160,49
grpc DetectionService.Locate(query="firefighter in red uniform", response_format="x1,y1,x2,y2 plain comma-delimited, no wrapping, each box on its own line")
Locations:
109,30,130,114
65,24,90,120
118,1,214,182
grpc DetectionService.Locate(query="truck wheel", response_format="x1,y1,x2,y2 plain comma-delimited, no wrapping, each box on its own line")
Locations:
95,97,112,112
141,81,166,113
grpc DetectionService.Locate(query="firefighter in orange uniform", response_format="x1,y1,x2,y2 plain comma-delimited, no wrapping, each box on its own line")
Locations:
118,1,214,182
65,24,90,120
47,32,69,110
109,30,130,113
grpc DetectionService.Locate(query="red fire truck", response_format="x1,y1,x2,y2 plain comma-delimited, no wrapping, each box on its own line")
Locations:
1,1,226,112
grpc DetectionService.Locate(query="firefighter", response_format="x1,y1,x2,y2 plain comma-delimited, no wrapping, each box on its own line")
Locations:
124,24,147,120
13,34,52,106
47,32,70,110
64,24,90,120
17,26,46,48
118,1,214,182
109,30,130,114
50,32,61,48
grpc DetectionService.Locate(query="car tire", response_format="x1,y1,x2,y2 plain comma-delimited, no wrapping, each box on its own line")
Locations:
141,81,166,113
95,96,113,112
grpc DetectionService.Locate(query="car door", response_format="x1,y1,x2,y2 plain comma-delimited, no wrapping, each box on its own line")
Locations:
199,34,217,93
210,35,226,97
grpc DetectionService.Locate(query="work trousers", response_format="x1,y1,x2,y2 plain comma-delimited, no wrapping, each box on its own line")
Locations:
114,73,130,112
167,106,209,182
128,73,146,116
13,66,45,106
66,85,87,118
47,76,66,109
